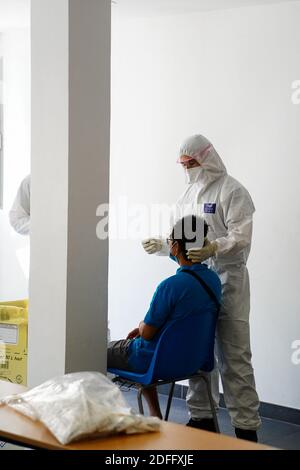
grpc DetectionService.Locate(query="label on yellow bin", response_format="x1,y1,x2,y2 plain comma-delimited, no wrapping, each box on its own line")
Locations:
0,300,28,386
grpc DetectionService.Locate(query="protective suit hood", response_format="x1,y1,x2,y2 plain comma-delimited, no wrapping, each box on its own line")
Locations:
180,135,227,188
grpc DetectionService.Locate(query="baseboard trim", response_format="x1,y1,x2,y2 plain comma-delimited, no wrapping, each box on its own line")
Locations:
157,383,300,426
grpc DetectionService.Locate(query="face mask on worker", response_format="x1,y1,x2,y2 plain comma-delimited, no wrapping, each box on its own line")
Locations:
185,167,204,184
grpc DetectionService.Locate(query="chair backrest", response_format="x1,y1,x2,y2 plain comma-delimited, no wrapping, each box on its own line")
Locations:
147,311,217,382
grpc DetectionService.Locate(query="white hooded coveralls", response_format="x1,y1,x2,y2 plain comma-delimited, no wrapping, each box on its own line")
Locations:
161,135,261,430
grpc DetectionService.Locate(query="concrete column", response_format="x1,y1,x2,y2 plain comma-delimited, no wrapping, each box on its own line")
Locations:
29,0,110,386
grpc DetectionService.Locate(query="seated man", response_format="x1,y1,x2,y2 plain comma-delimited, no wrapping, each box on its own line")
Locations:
107,215,221,419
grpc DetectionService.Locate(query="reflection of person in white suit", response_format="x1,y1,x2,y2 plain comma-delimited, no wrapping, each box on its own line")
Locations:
9,175,31,235
8,174,112,341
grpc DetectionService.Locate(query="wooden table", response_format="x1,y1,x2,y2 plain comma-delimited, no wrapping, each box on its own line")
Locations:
0,381,272,450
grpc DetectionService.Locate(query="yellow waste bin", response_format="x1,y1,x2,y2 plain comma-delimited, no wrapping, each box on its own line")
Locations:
0,300,28,386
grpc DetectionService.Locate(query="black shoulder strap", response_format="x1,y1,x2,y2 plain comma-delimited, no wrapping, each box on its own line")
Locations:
181,269,220,312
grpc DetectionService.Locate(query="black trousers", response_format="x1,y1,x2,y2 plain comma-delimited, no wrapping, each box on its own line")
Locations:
107,339,134,371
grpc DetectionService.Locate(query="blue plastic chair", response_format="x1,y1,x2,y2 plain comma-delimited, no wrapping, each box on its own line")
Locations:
108,312,219,432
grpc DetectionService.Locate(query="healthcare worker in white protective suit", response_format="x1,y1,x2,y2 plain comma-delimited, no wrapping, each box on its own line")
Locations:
142,135,261,442
7,174,114,341
9,175,31,235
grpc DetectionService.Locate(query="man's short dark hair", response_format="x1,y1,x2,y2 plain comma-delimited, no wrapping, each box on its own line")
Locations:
171,215,208,260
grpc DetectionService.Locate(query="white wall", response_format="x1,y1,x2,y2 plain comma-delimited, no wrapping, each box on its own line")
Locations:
0,29,30,301
111,1,300,409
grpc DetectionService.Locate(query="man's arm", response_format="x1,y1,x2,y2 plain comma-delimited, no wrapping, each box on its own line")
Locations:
126,327,140,340
139,321,159,341
131,280,173,341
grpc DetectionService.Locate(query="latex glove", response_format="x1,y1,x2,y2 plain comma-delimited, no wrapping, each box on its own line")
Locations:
142,238,163,255
187,239,218,263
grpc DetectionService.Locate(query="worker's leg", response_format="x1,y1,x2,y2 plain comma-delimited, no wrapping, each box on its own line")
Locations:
217,266,261,439
217,317,261,433
186,360,220,431
142,387,163,419
187,266,261,439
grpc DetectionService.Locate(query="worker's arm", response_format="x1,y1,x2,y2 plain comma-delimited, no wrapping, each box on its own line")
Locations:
139,321,159,341
9,176,31,236
214,187,255,257
9,209,30,235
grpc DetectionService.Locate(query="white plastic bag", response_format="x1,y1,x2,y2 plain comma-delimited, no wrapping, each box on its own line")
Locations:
0,372,160,445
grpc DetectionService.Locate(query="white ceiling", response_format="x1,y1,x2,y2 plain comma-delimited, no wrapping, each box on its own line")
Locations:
113,0,299,17
0,0,29,32
0,0,297,31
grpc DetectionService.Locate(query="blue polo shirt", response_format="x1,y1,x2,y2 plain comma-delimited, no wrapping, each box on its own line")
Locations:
127,264,221,373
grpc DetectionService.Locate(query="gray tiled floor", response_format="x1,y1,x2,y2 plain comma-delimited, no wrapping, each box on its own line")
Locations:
121,388,300,450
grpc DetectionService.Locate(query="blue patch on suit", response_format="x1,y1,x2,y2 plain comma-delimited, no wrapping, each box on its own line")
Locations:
204,203,216,214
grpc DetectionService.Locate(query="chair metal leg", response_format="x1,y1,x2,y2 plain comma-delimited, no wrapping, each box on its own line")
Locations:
137,387,144,415
202,374,220,433
164,382,175,422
